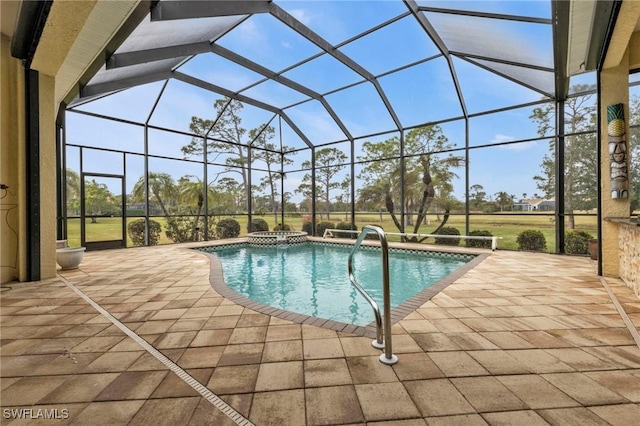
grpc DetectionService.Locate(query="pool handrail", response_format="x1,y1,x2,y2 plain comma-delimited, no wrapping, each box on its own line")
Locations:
348,225,398,365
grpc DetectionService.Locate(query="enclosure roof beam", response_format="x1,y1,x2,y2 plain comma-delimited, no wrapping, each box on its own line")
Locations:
173,71,313,148
107,40,213,70
151,0,270,21
107,14,249,70
80,69,174,98
417,5,552,24
451,52,555,73
459,56,554,99
404,0,468,118
62,1,156,105
277,112,314,149
210,44,354,141
552,0,570,101
268,2,403,131
173,71,280,114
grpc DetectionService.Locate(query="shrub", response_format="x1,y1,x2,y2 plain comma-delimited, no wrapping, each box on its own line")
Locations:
516,229,547,251
565,230,592,255
466,229,493,249
335,221,357,238
274,223,292,231
205,217,219,240
216,218,241,239
165,216,217,243
435,227,460,246
316,221,335,237
128,219,162,246
248,218,269,232
301,221,313,235
165,217,194,243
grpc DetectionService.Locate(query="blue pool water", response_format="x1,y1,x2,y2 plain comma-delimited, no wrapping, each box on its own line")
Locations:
202,242,472,326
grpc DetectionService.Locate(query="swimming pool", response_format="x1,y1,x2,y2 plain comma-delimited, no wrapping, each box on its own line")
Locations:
200,242,475,326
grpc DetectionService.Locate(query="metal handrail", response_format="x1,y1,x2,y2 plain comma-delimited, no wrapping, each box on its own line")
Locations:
348,225,398,365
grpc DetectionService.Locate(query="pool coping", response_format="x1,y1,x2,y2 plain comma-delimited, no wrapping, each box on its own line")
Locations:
197,239,490,338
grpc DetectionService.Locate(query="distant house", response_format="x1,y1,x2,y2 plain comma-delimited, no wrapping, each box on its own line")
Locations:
512,198,556,212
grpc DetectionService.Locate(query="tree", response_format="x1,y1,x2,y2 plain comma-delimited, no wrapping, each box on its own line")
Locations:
531,84,597,229
251,125,293,224
131,172,178,218
356,138,400,210
335,175,352,220
184,98,250,209
406,126,464,239
84,179,120,223
215,177,243,214
470,184,486,209
66,168,80,216
357,125,464,240
494,191,513,212
177,175,220,240
296,147,348,220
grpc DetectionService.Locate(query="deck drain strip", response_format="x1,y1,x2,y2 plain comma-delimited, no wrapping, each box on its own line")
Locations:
598,276,640,349
59,275,254,426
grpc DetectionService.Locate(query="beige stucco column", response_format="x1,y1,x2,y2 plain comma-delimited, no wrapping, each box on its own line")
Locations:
38,72,58,279
600,53,631,277
599,0,640,278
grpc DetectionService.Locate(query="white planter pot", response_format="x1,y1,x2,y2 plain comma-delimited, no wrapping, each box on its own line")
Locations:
56,247,86,270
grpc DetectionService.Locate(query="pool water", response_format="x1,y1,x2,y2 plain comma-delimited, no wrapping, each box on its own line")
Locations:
203,242,471,326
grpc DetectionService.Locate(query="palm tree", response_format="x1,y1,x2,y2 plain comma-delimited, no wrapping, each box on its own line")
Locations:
494,191,511,212
179,176,219,240
65,168,81,216
131,172,177,218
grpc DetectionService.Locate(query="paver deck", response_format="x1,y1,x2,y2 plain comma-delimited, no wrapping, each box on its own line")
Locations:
1,239,639,425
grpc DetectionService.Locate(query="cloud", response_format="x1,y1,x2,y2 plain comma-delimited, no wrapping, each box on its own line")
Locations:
238,20,259,39
290,9,312,25
288,107,347,144
491,134,515,144
282,176,304,202
492,134,536,151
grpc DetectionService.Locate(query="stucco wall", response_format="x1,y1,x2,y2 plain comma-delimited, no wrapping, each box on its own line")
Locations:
618,223,639,297
38,73,57,279
1,1,142,283
1,35,25,283
1,38,59,283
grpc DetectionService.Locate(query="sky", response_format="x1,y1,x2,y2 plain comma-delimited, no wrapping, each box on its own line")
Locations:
66,0,601,205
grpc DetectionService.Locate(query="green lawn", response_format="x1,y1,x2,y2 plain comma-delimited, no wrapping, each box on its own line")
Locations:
66,212,597,253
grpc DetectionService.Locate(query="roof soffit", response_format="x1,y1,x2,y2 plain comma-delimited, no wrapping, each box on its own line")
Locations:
603,0,640,69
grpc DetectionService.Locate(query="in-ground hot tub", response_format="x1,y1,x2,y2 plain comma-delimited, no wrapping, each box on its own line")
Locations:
247,231,308,245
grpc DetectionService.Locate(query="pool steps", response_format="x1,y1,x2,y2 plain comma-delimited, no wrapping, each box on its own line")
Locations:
247,231,307,245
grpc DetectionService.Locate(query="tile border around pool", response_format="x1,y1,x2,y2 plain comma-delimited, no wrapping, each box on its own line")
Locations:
197,240,490,338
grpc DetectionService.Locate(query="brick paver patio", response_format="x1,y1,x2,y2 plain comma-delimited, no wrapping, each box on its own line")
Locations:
1,239,639,425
